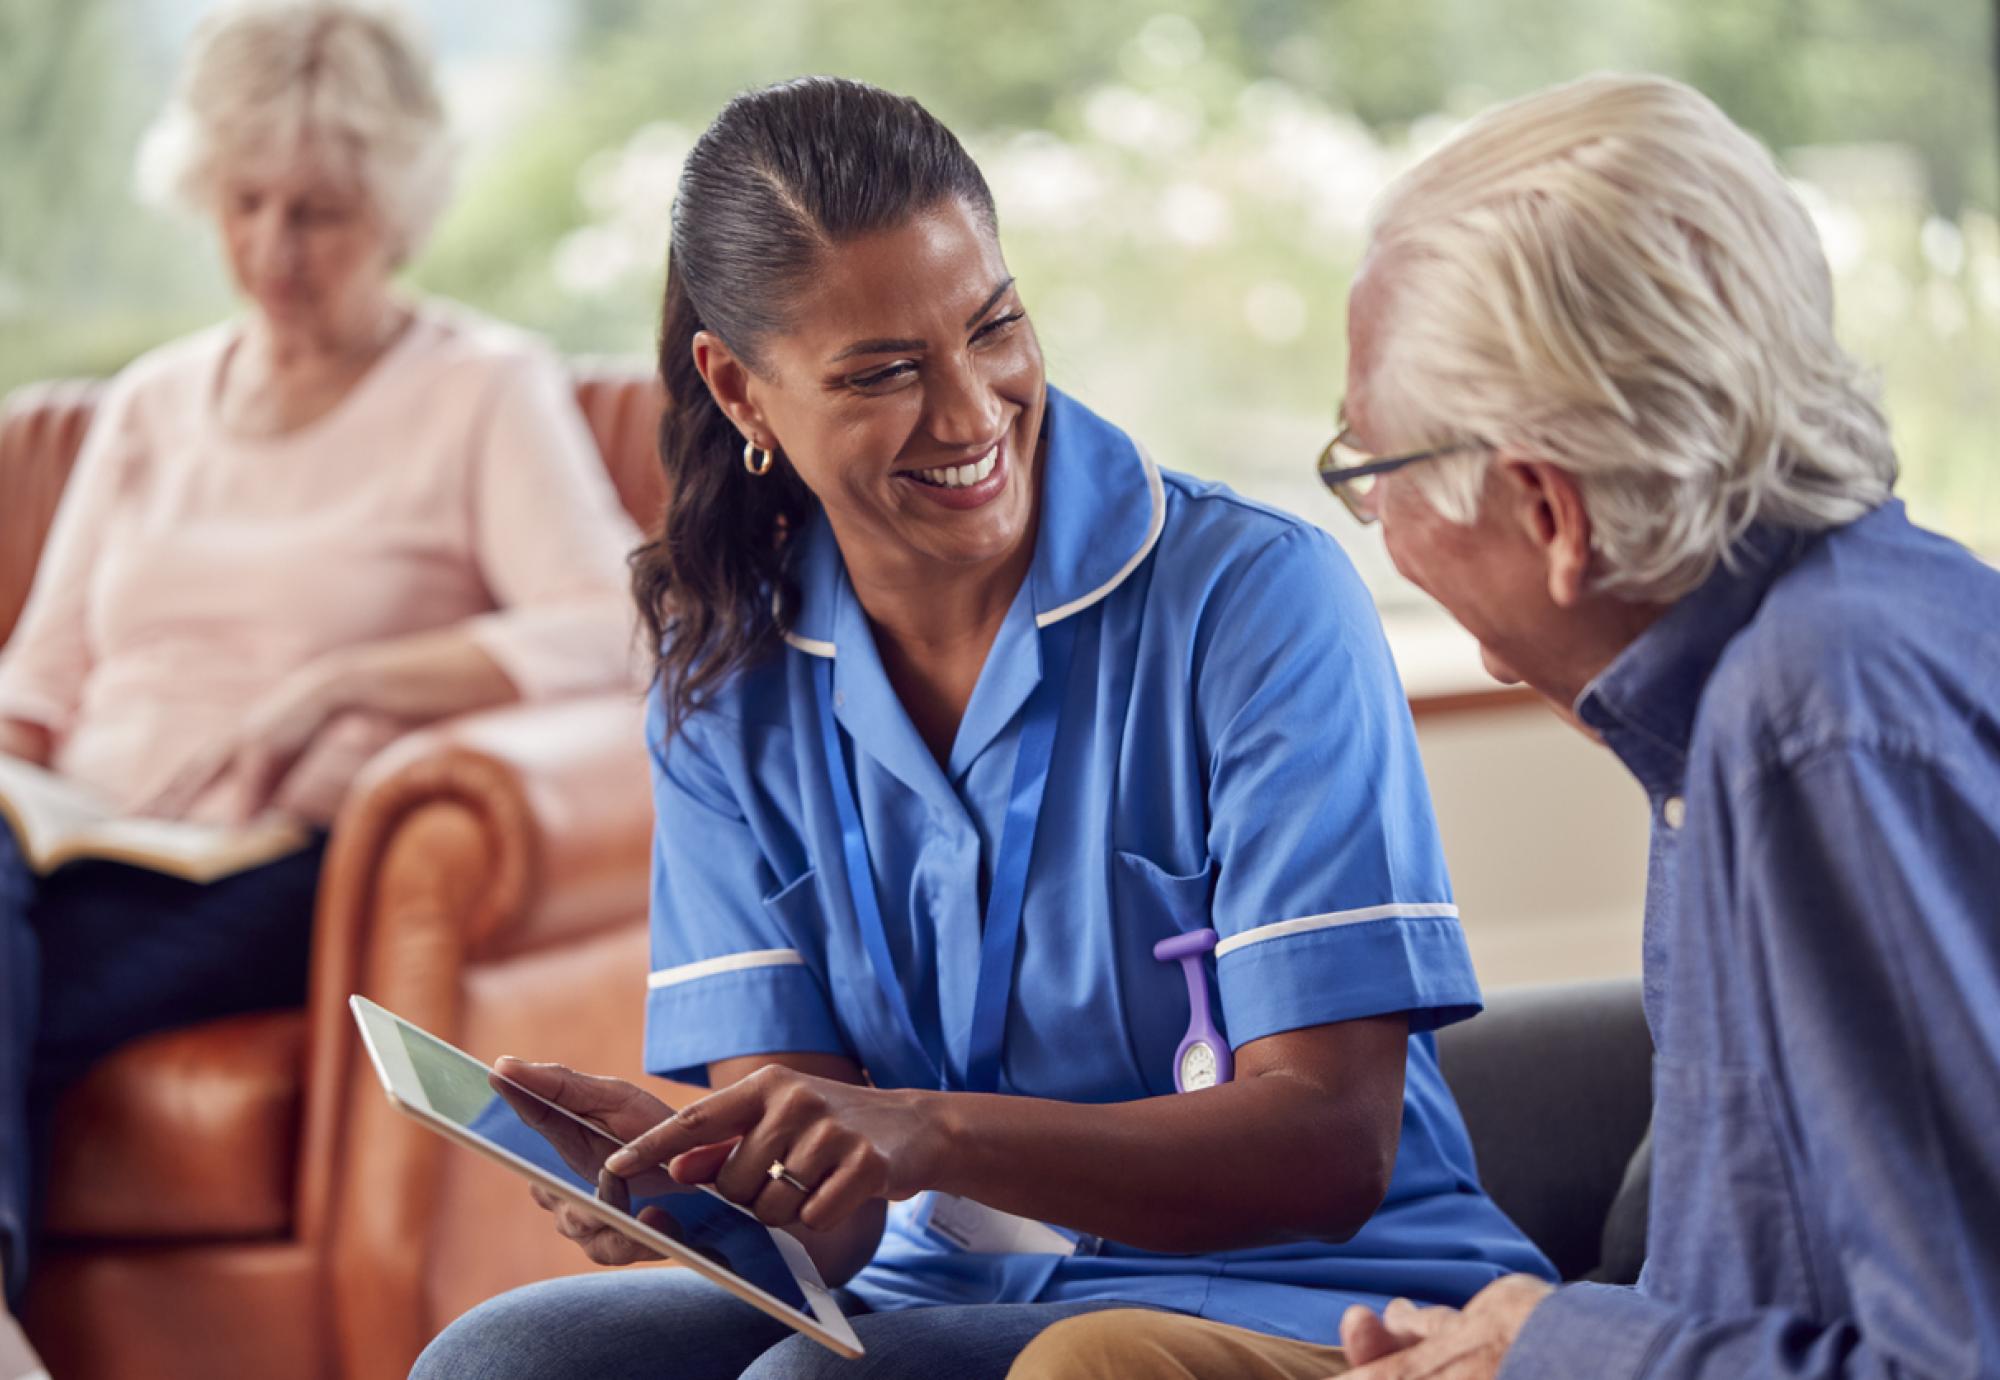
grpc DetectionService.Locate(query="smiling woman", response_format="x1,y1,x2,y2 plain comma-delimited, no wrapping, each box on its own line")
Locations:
692,199,1045,762
630,78,1045,756
414,76,1553,1380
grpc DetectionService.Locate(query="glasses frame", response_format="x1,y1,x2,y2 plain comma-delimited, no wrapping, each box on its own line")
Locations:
1315,425,1481,524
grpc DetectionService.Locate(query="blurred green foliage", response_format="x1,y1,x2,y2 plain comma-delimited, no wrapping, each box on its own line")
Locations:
2,0,1995,579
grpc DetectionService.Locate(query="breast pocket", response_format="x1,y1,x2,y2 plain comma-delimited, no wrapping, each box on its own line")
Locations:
758,866,821,934
1111,851,1220,1095
761,867,917,1084
754,867,853,1050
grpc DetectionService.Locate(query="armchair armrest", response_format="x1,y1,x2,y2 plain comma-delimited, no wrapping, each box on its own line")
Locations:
291,692,656,1375
340,691,654,956
0,379,103,647
296,692,652,1243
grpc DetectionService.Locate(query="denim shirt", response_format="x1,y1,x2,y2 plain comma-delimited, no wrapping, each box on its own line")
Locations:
1498,502,2000,1379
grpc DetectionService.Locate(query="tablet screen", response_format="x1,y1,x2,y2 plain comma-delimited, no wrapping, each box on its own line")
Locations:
391,1019,814,1314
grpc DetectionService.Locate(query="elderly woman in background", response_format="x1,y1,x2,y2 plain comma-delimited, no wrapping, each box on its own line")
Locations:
0,0,638,1351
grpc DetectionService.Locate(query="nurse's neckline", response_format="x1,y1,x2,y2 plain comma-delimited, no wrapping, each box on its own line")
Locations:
781,387,1167,660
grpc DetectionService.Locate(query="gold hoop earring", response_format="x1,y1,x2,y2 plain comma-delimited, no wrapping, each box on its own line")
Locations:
743,440,775,476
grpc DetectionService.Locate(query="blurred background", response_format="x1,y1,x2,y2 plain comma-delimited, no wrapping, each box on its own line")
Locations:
4,0,1996,983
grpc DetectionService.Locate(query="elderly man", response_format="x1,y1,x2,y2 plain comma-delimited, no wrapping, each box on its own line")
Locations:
1011,73,2000,1380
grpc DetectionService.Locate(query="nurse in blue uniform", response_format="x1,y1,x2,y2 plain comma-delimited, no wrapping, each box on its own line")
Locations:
412,76,1551,1380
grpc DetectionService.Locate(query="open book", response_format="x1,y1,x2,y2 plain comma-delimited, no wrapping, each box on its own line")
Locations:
0,755,309,883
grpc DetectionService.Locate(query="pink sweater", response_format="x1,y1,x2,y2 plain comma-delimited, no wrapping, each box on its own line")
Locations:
0,302,644,821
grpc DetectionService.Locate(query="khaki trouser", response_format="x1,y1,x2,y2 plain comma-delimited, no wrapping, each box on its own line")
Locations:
1009,1309,1351,1379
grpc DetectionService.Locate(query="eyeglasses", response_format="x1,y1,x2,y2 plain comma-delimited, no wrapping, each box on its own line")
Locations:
1315,418,1481,524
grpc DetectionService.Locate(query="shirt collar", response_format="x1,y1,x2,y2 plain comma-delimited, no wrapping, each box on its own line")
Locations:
779,384,1165,657
1575,521,1813,796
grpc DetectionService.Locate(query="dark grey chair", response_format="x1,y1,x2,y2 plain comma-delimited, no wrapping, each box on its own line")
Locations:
1437,978,1653,1283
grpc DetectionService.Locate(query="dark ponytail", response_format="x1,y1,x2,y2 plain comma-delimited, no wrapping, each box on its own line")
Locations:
630,77,997,734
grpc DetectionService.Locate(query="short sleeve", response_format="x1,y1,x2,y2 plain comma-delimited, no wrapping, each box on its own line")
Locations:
1197,527,1480,1045
460,349,644,699
0,371,144,735
642,688,851,1083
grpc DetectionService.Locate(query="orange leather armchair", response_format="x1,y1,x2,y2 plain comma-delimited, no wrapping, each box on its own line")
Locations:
4,366,680,1378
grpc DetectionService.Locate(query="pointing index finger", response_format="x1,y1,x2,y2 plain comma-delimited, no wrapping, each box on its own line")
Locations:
605,1080,764,1175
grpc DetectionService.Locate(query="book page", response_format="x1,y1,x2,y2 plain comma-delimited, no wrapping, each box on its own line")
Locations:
0,754,114,867
59,814,309,883
0,755,308,882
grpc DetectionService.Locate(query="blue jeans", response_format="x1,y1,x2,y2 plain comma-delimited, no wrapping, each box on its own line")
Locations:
411,1269,1157,1380
0,818,324,1306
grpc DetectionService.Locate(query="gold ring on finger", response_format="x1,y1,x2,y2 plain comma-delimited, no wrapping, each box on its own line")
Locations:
766,1159,812,1193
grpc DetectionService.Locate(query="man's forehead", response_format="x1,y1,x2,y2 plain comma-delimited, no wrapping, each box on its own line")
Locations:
1349,251,1407,352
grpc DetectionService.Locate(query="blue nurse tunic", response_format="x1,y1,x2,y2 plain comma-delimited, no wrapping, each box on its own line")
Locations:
641,387,1553,1345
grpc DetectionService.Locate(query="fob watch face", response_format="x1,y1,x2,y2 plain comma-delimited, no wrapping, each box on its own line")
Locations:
1179,1040,1219,1091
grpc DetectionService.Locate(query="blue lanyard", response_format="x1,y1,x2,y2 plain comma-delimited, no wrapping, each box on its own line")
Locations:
813,616,1076,1093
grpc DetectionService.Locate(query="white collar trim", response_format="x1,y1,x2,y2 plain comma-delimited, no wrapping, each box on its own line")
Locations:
780,617,835,659
1035,443,1165,629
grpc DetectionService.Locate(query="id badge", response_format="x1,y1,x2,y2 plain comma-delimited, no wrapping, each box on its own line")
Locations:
914,1192,1095,1256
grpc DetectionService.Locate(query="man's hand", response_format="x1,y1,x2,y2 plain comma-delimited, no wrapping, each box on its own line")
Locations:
1339,1275,1553,1379
1341,1296,1460,1367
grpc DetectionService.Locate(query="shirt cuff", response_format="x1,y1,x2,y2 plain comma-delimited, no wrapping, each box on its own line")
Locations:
644,959,852,1085
1497,1282,1676,1380
1216,912,1482,1045
465,600,642,701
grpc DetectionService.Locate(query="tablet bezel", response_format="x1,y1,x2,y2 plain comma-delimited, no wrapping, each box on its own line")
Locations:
348,994,864,1358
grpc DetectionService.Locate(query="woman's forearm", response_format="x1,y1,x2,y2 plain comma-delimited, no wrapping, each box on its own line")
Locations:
915,1015,1410,1255
323,626,520,724
614,1022,1410,1261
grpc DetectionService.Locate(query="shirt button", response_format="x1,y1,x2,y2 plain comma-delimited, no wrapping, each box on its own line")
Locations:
1663,796,1686,830
834,691,846,708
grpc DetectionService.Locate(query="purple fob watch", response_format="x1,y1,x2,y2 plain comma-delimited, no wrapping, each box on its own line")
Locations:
1152,927,1232,1091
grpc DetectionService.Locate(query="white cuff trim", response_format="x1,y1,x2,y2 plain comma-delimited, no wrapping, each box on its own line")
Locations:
647,948,805,990
1215,903,1460,958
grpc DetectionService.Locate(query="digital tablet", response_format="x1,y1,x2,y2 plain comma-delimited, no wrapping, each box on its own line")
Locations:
348,995,863,1357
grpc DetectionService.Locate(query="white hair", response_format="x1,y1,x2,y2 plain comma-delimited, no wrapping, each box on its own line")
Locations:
135,0,456,263
1364,73,1897,602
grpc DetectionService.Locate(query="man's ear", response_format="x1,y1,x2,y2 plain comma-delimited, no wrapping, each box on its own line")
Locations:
1496,457,1593,607
691,330,772,449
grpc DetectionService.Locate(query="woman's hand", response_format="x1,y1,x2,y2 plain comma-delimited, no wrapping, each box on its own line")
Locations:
143,630,519,823
495,1057,694,1267
605,1063,946,1232
488,1064,684,1197
0,718,52,767
143,656,353,821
